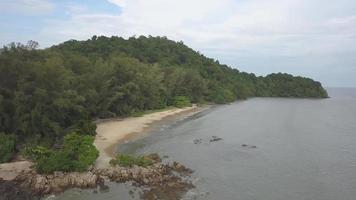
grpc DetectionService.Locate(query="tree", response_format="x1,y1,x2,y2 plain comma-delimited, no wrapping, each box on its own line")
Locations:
0,37,328,170
35,133,99,173
0,133,16,163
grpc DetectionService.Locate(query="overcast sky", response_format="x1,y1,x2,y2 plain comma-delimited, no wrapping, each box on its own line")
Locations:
1,0,356,87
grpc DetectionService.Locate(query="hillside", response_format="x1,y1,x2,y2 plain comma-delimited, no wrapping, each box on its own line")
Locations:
0,35,328,167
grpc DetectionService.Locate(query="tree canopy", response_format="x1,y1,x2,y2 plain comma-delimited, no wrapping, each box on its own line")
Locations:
0,35,328,164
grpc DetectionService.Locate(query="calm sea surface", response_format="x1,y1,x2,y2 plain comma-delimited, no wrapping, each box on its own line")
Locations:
54,88,356,200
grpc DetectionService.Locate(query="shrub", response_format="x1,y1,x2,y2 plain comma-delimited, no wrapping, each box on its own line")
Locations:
171,96,191,108
22,145,52,161
0,132,16,163
36,151,73,173
110,154,154,167
35,133,99,174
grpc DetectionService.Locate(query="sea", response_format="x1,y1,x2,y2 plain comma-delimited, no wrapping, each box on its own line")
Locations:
53,87,356,200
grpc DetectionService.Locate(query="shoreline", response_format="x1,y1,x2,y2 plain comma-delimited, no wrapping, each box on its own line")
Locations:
94,104,208,168
0,105,208,181
0,105,209,200
3,158,194,200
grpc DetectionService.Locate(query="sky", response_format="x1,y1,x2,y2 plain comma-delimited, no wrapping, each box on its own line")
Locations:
1,0,356,87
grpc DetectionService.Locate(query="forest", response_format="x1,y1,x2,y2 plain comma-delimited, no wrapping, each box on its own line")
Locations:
0,36,328,171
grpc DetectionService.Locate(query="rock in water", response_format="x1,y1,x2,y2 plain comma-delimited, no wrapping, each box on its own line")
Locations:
209,136,222,142
193,139,202,144
11,161,195,200
144,153,161,162
241,144,257,148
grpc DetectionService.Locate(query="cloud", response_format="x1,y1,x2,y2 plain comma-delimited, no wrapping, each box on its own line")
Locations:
36,0,356,86
40,0,355,52
107,0,126,7
0,0,53,15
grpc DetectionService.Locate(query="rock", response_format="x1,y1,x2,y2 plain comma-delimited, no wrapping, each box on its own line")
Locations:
193,139,202,144
171,162,193,174
10,157,195,200
130,166,141,179
14,170,99,196
53,171,63,177
241,144,257,148
209,136,222,142
144,153,161,162
141,168,150,178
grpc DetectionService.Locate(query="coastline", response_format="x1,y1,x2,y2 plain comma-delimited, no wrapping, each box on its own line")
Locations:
0,105,208,181
94,104,208,168
0,105,209,200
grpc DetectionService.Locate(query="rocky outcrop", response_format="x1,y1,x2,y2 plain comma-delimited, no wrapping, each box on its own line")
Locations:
15,171,99,195
95,163,167,184
96,162,194,200
11,161,194,200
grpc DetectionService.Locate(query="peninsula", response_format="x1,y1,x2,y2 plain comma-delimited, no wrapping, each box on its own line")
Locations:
0,36,328,199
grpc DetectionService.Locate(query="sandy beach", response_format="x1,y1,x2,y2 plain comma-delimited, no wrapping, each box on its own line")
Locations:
94,105,205,168
0,105,206,181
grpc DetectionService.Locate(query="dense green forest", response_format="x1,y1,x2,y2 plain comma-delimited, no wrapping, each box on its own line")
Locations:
0,36,327,169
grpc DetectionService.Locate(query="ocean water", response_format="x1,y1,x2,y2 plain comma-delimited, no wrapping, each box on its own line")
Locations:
54,88,356,200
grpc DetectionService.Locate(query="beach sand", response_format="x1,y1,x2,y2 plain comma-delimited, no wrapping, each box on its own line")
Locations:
0,105,206,179
0,161,33,181
94,105,204,168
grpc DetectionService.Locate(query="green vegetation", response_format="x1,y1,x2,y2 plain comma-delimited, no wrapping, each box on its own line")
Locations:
0,36,328,168
110,154,154,167
172,96,191,108
0,133,16,163
25,133,98,174
261,73,329,98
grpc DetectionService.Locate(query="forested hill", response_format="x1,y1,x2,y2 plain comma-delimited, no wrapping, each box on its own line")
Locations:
53,35,328,98
0,36,327,163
